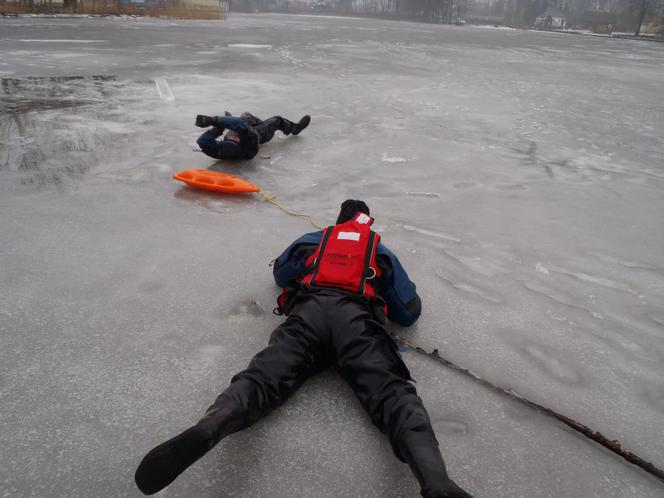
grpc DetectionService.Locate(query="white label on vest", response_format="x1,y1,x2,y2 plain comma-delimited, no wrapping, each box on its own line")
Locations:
337,231,360,241
355,213,371,224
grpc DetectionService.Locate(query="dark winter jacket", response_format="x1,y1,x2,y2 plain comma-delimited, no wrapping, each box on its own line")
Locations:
273,231,422,326
196,116,259,160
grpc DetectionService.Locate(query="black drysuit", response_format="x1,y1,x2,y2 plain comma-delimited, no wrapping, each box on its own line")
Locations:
198,239,464,498
135,230,470,498
211,288,423,457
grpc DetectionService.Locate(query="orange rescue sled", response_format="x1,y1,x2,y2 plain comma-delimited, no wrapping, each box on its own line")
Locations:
173,169,260,194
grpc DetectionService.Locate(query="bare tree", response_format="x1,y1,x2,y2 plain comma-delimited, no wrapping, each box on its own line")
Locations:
633,0,651,34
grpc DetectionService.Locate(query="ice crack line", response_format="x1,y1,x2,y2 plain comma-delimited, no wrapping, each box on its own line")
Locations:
394,334,664,483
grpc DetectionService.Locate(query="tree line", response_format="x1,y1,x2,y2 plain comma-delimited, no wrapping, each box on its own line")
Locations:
469,0,664,34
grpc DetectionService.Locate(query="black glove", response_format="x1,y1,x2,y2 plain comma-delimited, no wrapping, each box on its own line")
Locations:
195,115,214,128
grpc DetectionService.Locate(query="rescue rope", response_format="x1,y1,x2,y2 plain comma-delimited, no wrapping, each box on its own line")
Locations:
256,191,324,230
393,334,664,483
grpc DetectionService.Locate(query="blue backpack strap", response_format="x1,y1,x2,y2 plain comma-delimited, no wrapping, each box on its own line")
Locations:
272,231,323,288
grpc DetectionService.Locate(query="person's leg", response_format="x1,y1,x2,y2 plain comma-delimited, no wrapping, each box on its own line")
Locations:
135,311,326,495
253,116,287,144
240,112,263,127
331,299,472,498
253,115,311,144
204,312,326,430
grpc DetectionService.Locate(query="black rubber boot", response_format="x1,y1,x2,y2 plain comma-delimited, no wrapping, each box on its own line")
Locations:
398,430,473,498
291,114,311,135
134,406,239,495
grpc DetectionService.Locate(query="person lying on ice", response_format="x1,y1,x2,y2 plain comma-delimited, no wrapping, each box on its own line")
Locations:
195,111,311,161
134,200,472,498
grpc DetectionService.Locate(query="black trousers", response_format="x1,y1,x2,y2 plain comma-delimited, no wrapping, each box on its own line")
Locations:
250,115,293,145
207,289,438,462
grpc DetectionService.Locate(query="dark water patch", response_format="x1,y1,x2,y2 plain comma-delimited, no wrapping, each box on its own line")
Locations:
651,315,664,328
431,415,471,436
510,139,558,180
138,281,163,293
1,74,116,85
224,299,266,318
0,75,153,189
495,183,526,191
0,97,101,114
1,75,120,107
1,74,117,88
451,181,476,189
0,75,153,115
498,328,588,387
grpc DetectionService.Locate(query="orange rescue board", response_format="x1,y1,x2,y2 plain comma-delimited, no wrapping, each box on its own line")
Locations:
173,169,260,194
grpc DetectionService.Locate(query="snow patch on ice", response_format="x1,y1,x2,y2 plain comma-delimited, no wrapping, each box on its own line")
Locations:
521,280,589,313
402,225,460,243
154,77,174,101
405,192,440,198
470,25,516,31
381,152,407,163
547,263,636,294
443,249,510,277
435,270,504,304
227,44,272,49
588,252,659,271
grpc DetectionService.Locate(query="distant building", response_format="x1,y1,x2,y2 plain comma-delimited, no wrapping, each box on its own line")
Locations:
118,0,162,7
179,0,223,9
535,8,567,29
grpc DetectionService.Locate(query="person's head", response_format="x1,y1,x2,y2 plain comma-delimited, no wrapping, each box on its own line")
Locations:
336,199,370,224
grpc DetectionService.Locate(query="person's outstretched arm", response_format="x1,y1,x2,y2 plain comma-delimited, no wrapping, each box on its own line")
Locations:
196,127,226,159
377,245,422,326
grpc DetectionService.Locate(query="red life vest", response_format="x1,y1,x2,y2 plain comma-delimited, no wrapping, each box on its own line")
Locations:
299,212,381,298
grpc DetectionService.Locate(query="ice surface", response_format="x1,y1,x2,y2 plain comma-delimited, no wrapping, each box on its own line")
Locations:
1,13,663,498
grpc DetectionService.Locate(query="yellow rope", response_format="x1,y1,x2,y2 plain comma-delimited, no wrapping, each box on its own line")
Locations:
257,190,324,230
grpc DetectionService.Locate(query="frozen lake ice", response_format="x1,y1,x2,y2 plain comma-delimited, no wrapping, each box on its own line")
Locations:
1,13,663,497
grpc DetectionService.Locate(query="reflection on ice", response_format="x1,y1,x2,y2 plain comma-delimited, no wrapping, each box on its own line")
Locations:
0,75,154,187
